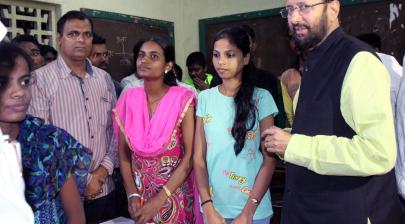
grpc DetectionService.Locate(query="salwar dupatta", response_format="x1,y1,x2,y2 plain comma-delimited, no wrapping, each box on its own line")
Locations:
112,86,203,223
112,86,195,157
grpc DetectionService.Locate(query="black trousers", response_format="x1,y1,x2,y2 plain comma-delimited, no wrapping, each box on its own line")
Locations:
400,196,405,224
113,168,130,218
84,191,116,224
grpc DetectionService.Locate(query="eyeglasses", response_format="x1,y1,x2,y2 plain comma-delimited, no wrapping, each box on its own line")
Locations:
280,1,330,18
65,31,93,40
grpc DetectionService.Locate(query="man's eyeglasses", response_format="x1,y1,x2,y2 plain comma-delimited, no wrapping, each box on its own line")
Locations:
280,1,330,18
65,31,93,40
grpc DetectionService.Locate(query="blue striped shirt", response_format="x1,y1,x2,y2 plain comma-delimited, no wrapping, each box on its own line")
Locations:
28,55,117,198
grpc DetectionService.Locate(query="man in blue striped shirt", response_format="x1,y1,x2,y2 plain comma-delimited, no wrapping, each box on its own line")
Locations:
28,10,117,224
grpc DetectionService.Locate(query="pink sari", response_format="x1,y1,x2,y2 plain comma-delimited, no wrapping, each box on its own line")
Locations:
113,86,201,223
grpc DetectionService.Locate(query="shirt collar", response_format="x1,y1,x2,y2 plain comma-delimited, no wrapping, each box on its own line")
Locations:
56,55,94,79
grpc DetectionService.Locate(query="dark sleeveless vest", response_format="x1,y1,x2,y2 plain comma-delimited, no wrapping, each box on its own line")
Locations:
281,28,403,224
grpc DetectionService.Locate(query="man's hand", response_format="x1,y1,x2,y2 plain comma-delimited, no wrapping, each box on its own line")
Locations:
262,126,292,157
85,165,108,199
92,165,108,182
193,78,209,91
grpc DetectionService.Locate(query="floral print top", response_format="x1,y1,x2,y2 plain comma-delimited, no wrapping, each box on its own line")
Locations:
18,115,92,224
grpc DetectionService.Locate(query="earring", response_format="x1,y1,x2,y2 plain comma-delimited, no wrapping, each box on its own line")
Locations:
164,70,168,74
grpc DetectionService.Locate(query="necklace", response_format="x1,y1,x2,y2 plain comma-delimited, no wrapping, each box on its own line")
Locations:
148,95,164,105
147,92,166,117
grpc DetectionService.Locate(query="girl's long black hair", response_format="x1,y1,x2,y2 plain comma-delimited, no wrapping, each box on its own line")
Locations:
213,27,256,156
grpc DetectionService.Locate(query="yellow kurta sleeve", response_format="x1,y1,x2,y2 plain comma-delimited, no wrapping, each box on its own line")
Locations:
293,87,299,115
281,81,294,126
284,51,396,176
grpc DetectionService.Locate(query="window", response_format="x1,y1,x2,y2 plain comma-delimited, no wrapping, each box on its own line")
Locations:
0,0,59,46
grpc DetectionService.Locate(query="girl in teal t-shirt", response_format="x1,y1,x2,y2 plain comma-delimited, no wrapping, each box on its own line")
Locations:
194,27,278,224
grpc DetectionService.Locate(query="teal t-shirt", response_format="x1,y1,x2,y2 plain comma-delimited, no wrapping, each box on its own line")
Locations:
196,86,278,219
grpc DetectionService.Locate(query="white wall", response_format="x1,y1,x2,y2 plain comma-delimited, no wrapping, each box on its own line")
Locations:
34,0,181,22
31,0,284,75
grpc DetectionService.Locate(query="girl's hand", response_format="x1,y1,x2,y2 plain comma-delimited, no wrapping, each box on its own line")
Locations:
133,194,165,224
128,196,141,221
203,204,226,224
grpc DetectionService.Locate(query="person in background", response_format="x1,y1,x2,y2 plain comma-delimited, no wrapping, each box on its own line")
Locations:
184,51,213,92
240,25,280,103
0,42,91,224
90,33,123,97
399,53,405,207
120,40,143,89
263,0,403,223
280,38,305,127
28,11,117,224
395,70,405,219
173,63,184,81
40,45,58,65
90,33,109,71
12,34,45,70
356,35,404,214
174,63,198,94
194,27,278,224
356,32,403,117
114,36,196,223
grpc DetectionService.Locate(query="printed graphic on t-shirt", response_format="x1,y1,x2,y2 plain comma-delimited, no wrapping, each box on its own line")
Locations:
242,148,257,163
221,169,252,195
203,114,212,124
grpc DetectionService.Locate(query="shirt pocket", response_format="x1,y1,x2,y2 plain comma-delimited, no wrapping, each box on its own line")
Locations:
98,94,113,127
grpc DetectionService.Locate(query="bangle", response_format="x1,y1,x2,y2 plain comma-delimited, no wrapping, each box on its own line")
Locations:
250,198,260,205
162,185,171,197
201,199,213,207
127,192,141,201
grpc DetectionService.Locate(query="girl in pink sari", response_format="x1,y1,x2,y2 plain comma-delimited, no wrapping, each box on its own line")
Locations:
113,36,196,224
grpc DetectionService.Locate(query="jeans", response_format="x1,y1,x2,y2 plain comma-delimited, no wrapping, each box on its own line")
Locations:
203,216,271,224
224,216,271,224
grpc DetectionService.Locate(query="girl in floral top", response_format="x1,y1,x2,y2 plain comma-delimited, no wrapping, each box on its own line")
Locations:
0,42,91,224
